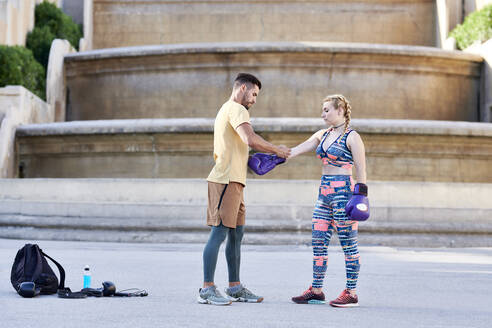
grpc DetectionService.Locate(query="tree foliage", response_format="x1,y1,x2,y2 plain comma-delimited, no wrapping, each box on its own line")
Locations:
451,5,492,50
26,1,82,69
0,46,46,100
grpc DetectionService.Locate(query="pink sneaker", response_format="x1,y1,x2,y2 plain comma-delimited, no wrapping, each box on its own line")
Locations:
329,289,359,307
291,286,325,304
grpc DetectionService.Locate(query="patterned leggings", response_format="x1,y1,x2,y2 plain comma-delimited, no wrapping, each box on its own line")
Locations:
312,175,360,290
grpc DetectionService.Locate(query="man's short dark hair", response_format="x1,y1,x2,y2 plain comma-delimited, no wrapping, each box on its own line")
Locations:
234,73,262,90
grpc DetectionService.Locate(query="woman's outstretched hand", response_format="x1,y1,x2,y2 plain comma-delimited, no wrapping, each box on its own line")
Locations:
276,145,291,159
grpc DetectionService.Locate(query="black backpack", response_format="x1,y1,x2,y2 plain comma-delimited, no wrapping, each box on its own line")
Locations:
10,244,66,297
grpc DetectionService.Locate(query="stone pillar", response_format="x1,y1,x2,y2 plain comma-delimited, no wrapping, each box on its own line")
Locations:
46,39,76,122
479,40,492,122
79,0,92,51
0,0,8,45
436,0,463,49
3,0,14,45
27,0,34,31
464,39,492,122
0,0,58,46
15,0,25,45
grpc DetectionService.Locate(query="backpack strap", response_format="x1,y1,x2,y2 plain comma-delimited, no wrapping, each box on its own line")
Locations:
39,249,88,299
39,250,65,290
58,287,87,299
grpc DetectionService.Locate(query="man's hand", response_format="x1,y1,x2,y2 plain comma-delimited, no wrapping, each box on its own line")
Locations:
275,145,291,159
236,123,292,157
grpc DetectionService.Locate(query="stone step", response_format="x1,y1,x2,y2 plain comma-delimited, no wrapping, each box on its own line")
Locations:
0,226,490,248
1,179,491,247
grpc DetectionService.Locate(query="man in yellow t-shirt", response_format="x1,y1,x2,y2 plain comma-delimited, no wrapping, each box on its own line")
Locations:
198,73,290,305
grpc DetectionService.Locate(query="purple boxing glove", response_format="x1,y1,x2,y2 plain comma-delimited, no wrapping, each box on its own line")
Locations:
345,183,370,221
248,153,286,175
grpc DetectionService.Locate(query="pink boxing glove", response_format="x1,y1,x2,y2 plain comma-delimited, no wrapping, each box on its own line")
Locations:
345,183,370,221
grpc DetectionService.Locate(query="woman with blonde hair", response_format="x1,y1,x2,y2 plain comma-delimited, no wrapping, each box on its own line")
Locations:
290,94,368,307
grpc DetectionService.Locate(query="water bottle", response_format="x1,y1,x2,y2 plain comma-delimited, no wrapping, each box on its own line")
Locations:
83,265,91,288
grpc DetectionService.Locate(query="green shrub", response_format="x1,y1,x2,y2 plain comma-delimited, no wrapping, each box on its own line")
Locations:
34,1,82,50
34,0,65,29
26,26,55,70
26,1,82,69
451,4,492,50
0,46,46,100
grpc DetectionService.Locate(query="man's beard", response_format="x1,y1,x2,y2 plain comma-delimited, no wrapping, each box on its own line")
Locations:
241,99,250,110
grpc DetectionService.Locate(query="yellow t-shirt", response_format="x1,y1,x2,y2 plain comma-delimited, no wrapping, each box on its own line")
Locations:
207,100,251,185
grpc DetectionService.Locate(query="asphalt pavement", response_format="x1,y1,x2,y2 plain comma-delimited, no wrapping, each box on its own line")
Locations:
1,238,491,328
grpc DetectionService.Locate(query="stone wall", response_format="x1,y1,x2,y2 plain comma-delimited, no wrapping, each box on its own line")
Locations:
465,39,492,122
0,86,51,178
91,0,437,49
0,0,59,46
480,40,492,122
0,38,75,177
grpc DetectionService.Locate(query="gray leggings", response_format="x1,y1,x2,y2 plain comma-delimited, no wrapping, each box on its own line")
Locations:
203,223,244,283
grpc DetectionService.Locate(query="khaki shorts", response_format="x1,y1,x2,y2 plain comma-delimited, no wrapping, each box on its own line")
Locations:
207,181,245,228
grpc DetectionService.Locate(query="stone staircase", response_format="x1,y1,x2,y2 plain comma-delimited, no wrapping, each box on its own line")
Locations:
1,178,492,247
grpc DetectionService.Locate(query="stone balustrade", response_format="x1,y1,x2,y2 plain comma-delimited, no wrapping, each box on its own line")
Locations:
0,86,51,178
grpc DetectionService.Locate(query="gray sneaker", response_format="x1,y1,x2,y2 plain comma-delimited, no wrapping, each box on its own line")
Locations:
197,286,232,305
225,285,264,303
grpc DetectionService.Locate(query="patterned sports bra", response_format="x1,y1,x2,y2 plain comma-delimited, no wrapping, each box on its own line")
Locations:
316,128,354,169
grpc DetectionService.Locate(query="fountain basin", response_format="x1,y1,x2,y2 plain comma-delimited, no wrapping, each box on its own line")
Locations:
16,118,492,182
65,42,483,122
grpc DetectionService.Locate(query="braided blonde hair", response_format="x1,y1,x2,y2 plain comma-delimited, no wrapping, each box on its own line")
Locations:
323,94,352,135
